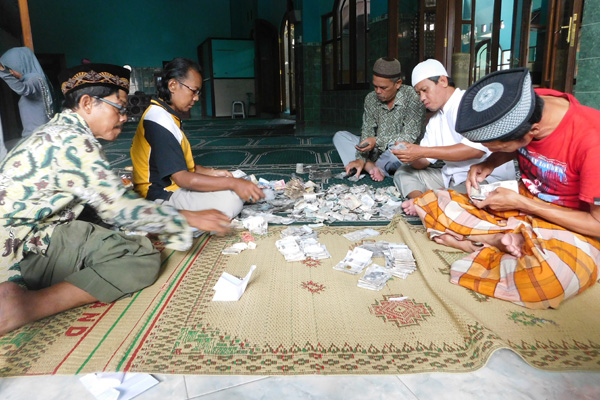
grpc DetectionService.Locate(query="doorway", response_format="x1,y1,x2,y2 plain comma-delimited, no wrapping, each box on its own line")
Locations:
255,19,280,116
457,0,516,84
537,0,583,91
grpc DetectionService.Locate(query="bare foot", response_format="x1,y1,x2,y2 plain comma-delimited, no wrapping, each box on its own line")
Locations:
402,199,418,216
0,280,97,336
0,282,34,335
433,234,482,253
363,161,385,182
369,168,385,182
472,232,525,258
499,232,525,257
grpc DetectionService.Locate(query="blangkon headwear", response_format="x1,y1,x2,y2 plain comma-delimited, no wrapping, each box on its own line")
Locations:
60,63,130,95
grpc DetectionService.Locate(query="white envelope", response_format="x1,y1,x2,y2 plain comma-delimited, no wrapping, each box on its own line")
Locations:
212,265,257,301
79,373,159,400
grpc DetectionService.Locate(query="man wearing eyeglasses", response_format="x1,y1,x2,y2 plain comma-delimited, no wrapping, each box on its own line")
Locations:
0,63,231,335
131,57,264,218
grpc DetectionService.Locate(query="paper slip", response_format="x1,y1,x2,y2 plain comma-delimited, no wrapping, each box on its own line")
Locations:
384,244,417,279
300,238,331,260
347,173,366,182
212,265,257,301
358,241,389,257
280,225,316,239
470,180,519,201
275,236,306,261
390,142,406,150
276,235,330,261
358,264,392,291
232,169,247,178
222,242,249,255
343,228,380,242
79,373,159,400
242,215,268,235
333,247,373,275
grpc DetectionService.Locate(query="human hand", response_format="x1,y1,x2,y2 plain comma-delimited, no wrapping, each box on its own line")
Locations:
473,187,523,212
354,137,376,152
181,209,231,235
209,168,233,178
232,179,265,203
466,162,494,196
345,159,366,178
391,142,421,163
10,69,22,79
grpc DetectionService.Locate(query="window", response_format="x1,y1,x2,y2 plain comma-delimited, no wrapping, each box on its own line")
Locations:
322,0,370,90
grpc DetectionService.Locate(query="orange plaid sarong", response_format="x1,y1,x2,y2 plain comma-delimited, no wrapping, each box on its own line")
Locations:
414,188,599,309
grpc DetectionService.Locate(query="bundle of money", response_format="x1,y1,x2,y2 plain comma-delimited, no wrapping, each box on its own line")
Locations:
275,236,306,262
333,247,373,275
357,264,392,291
384,244,417,279
343,228,380,242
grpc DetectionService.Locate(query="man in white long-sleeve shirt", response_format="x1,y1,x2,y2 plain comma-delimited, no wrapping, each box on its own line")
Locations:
392,59,515,215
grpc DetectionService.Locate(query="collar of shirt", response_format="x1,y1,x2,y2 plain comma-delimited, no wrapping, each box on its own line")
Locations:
377,85,408,111
152,98,182,126
59,110,95,138
439,88,464,116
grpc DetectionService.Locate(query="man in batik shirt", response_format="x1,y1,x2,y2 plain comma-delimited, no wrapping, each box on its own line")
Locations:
333,57,425,181
0,63,230,335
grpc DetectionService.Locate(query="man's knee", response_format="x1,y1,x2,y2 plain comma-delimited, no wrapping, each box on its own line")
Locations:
393,167,408,192
119,240,161,290
393,166,422,198
66,232,162,302
332,130,346,145
223,190,244,218
333,130,357,147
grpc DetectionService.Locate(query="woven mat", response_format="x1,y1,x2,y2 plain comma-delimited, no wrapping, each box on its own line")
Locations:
1,218,600,377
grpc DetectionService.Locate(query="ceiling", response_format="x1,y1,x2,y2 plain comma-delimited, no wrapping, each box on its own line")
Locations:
0,0,22,39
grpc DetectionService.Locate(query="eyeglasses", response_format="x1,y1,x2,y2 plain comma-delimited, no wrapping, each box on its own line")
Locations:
93,96,128,115
177,81,201,97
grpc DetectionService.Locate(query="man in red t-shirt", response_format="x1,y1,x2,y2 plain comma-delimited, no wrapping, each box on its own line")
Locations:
514,88,599,210
410,67,600,309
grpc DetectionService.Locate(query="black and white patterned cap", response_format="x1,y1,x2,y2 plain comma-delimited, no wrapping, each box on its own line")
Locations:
455,68,535,142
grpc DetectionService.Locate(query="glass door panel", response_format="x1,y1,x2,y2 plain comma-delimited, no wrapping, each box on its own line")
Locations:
526,0,549,86
457,0,516,85
473,2,494,81
498,1,513,70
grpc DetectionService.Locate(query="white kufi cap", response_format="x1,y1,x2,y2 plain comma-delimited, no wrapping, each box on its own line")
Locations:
411,59,448,87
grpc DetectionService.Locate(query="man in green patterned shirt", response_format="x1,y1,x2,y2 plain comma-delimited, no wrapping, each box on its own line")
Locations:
0,63,231,335
333,57,425,181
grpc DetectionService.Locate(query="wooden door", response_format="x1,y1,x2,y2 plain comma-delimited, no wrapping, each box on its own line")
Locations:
543,0,583,91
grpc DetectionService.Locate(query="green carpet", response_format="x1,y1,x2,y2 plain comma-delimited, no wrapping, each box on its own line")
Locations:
103,118,394,189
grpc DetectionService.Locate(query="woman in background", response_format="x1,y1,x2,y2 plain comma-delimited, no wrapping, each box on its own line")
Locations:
0,47,55,158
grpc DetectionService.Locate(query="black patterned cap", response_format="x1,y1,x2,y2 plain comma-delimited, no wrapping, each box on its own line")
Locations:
373,57,402,79
455,68,535,142
59,63,130,95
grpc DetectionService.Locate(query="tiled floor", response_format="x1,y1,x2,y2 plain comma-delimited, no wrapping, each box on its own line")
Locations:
1,349,599,399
